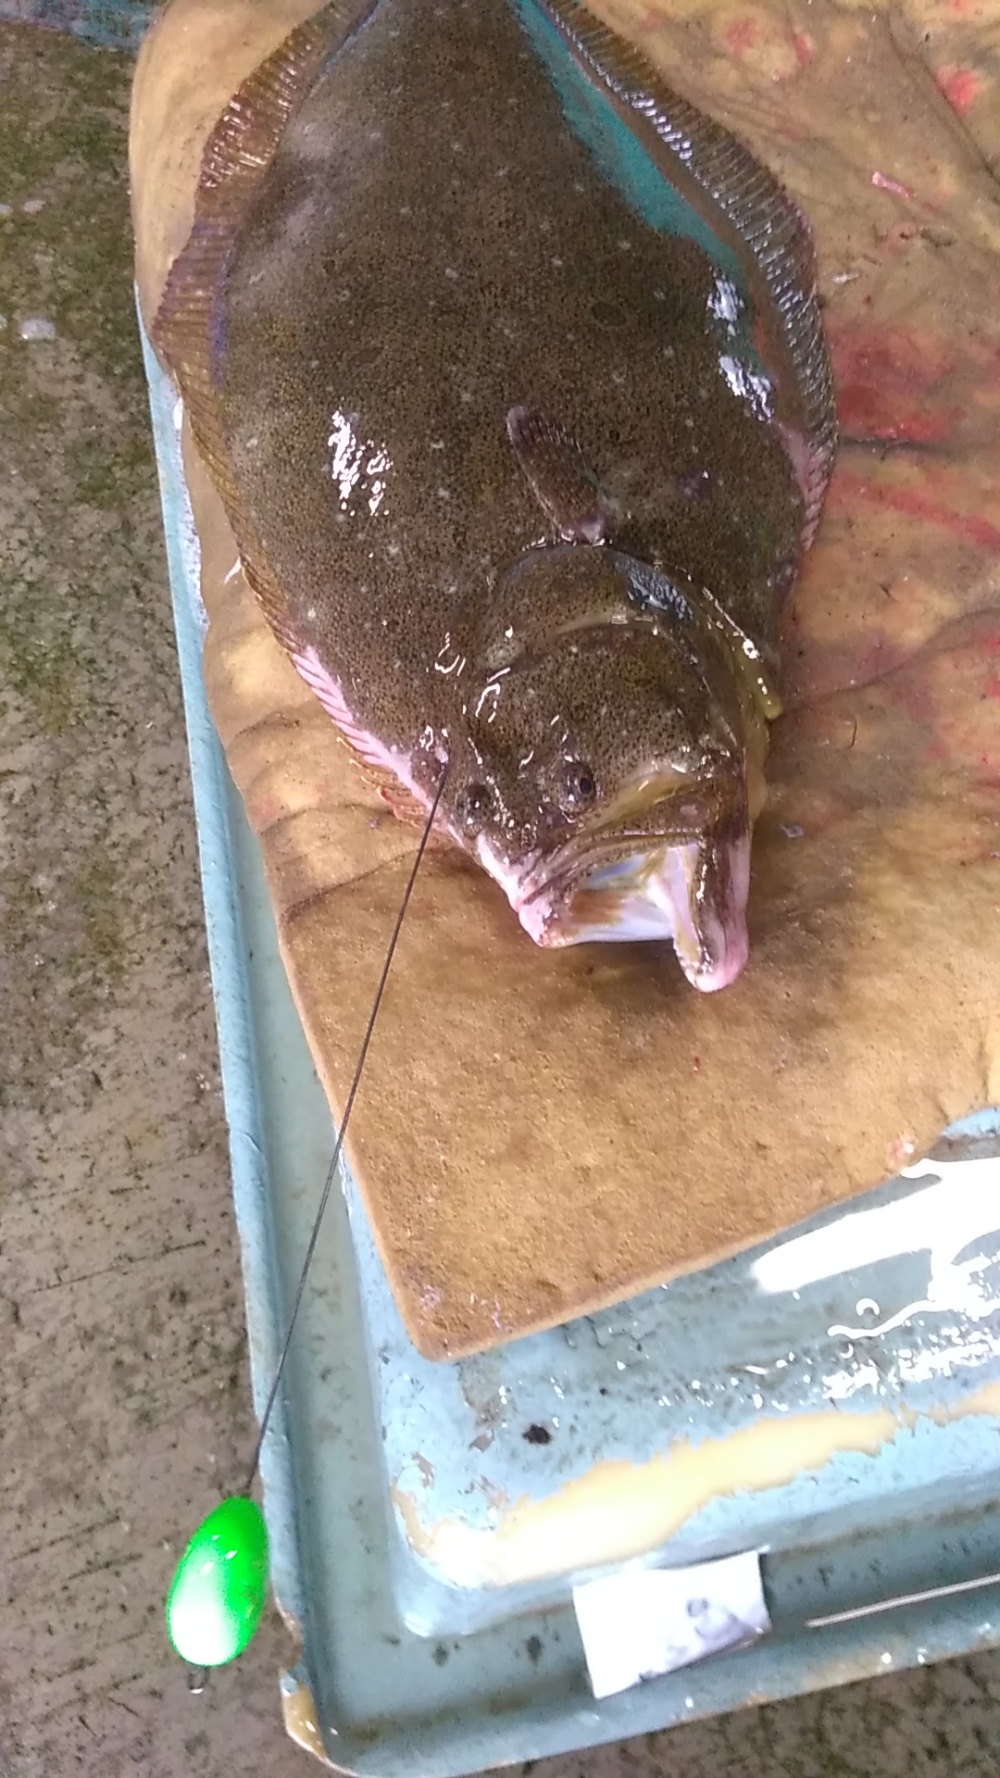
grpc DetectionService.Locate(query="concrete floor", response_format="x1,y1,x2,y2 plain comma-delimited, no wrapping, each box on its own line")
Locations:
3,20,1000,1777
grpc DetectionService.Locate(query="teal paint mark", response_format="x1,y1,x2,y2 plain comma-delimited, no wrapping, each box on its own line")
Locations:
512,0,746,291
0,1,155,50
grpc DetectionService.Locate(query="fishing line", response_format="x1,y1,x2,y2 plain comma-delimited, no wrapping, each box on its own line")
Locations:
166,768,448,1672
244,766,448,1492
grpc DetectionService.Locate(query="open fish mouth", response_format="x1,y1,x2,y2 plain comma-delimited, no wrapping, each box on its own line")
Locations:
510,830,752,992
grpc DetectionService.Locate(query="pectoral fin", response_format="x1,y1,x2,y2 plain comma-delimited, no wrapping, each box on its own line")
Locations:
506,404,618,544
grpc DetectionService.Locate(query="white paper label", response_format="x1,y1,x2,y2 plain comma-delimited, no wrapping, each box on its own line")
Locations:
573,1550,770,1699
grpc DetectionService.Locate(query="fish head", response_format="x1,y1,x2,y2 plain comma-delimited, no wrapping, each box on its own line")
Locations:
447,546,779,991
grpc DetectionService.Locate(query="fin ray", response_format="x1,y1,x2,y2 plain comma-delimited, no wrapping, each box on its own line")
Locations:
152,1,379,641
528,0,837,547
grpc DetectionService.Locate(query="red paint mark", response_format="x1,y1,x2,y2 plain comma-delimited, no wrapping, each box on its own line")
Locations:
986,677,1000,700
725,15,760,55
830,324,959,447
792,29,813,66
936,64,983,114
871,170,915,201
834,469,1000,552
837,394,956,446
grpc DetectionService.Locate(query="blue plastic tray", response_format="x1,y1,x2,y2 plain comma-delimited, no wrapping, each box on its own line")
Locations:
142,303,1000,1773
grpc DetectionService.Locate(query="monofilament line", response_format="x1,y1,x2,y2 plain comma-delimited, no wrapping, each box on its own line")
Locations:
244,771,448,1493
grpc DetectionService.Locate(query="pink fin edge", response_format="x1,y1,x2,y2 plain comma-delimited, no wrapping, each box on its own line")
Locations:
291,643,436,814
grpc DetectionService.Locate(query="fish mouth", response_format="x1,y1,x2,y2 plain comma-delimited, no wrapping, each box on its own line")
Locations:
510,827,752,992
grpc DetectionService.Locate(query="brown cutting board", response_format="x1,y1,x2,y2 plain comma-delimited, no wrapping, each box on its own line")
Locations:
131,0,1000,1359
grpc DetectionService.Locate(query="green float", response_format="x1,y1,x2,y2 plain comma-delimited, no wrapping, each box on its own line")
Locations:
166,1497,269,1667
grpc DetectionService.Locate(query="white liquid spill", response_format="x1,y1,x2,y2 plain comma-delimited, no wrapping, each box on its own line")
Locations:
750,1155,1000,1398
753,1155,1000,1322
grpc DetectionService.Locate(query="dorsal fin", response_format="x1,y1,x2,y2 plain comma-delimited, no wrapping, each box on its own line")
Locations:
522,0,837,548
151,0,378,641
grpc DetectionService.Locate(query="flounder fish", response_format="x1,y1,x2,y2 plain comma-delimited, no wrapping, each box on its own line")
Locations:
154,0,836,991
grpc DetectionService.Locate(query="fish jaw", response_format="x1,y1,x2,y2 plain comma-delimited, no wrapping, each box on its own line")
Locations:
496,830,752,992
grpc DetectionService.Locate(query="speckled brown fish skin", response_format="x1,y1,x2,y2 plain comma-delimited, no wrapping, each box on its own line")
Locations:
154,0,836,990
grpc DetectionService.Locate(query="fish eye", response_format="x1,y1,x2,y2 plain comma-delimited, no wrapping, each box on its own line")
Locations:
454,780,493,835
560,760,597,812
